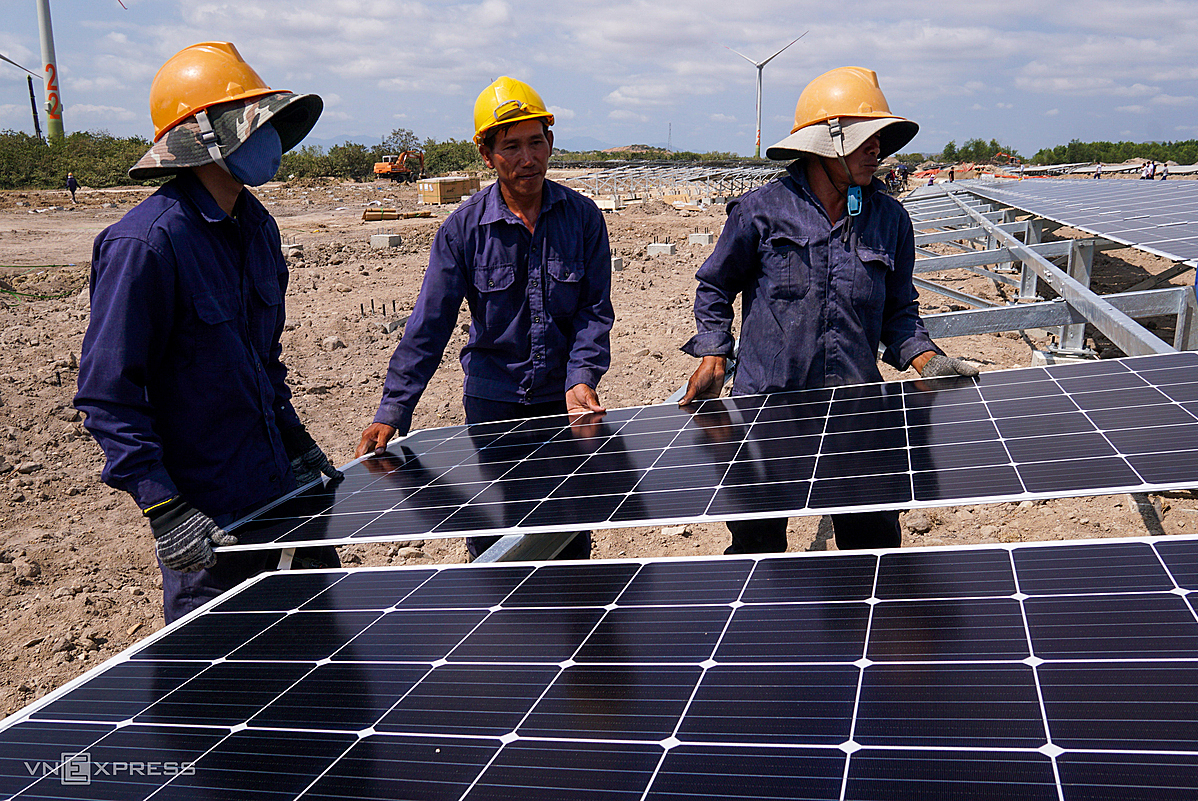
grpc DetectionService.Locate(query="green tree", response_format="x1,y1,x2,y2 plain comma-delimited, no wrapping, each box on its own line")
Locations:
378,128,420,155
423,137,482,175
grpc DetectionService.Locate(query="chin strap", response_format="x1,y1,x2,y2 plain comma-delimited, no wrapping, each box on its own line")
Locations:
194,108,232,176
823,117,862,243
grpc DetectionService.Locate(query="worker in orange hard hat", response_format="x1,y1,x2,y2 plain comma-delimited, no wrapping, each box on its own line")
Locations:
358,75,614,561
680,66,978,555
76,42,340,623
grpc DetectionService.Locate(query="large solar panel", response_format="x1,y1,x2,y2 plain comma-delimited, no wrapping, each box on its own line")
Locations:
3,534,1198,799
223,352,1198,552
958,178,1198,265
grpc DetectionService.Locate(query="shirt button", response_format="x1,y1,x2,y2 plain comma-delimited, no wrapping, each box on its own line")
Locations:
533,316,540,323
488,280,494,287
269,474,279,482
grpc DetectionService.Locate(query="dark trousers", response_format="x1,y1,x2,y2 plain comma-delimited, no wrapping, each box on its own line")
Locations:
725,511,902,555
461,395,591,561
160,505,340,624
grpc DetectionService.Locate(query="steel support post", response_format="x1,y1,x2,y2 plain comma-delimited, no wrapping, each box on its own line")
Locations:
1175,287,1198,351
1019,217,1043,301
1056,238,1095,353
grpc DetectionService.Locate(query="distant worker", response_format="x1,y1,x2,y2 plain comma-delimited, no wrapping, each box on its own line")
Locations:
75,42,341,623
1093,163,1102,180
66,172,79,203
679,66,978,555
1160,162,1169,180
1141,161,1154,180
948,166,955,182
356,76,614,561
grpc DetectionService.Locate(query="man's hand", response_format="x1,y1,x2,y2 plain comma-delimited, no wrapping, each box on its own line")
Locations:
915,352,980,378
356,423,397,458
679,355,727,405
147,497,238,573
290,443,343,487
566,383,605,416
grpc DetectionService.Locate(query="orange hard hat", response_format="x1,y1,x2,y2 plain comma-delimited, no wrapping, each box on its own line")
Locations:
473,76,554,146
148,42,281,141
766,66,918,160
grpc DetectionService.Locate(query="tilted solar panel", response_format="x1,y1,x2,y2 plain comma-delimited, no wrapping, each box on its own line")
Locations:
959,178,1198,265
221,352,1198,552
3,534,1198,799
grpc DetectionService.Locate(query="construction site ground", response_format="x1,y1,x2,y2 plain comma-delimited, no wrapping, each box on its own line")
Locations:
1,170,1195,717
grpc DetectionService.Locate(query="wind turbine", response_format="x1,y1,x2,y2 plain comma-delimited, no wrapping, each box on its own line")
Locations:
724,32,806,159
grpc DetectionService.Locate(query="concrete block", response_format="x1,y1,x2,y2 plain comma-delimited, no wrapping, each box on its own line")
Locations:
370,234,402,249
611,256,624,272
283,243,304,258
595,196,625,211
688,232,715,245
1030,350,1097,367
647,243,675,257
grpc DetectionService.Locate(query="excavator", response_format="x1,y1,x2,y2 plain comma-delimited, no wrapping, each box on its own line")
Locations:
373,151,425,182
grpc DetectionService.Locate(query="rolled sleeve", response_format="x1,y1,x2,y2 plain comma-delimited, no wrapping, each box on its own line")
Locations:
880,217,942,369
682,202,753,359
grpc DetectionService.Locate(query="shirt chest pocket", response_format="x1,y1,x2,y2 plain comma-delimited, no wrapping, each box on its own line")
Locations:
191,290,241,372
248,276,283,352
761,234,810,300
546,258,583,317
853,244,894,309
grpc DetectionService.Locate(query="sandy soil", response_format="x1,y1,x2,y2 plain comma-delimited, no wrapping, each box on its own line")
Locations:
0,171,1195,716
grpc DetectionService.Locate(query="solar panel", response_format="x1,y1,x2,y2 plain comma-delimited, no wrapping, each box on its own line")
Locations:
4,534,1198,799
958,178,1198,265
222,352,1198,552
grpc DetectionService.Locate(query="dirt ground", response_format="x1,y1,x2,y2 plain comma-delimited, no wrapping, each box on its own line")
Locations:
1,170,1195,717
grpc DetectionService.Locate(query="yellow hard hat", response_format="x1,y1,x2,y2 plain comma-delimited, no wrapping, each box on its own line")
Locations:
766,66,918,161
472,76,554,146
148,42,281,141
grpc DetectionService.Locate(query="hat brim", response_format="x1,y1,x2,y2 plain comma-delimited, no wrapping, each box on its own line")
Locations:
766,116,918,161
129,92,323,180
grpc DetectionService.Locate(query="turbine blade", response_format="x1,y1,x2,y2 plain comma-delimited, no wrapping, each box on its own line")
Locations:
759,31,808,66
0,52,38,77
722,44,759,66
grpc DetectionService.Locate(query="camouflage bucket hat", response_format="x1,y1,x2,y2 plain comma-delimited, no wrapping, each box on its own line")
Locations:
129,91,322,180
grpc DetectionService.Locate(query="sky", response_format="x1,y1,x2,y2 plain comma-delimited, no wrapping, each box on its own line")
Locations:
1,0,1197,158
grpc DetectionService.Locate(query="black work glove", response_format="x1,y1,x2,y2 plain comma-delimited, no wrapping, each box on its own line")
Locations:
147,497,237,573
281,424,343,487
919,354,981,378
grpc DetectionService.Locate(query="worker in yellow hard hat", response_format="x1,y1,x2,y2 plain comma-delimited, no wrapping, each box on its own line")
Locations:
679,66,978,554
357,75,615,561
75,42,340,622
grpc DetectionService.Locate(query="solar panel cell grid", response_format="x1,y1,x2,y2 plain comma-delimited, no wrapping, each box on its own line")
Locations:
220,353,1198,553
10,534,1198,798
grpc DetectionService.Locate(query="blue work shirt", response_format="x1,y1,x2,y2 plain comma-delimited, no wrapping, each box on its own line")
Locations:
683,162,940,393
75,171,299,516
374,179,613,435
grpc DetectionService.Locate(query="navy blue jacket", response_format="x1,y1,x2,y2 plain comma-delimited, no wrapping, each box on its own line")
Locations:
683,162,940,393
374,179,613,434
75,171,298,516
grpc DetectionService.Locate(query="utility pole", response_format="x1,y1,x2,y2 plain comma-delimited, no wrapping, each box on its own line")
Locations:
724,32,806,159
35,0,64,141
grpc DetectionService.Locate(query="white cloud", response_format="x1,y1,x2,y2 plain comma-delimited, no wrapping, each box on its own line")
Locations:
67,104,139,123
709,113,736,123
1045,108,1060,116
548,105,575,120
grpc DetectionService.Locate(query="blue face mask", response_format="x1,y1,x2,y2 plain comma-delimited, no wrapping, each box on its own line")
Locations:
226,123,282,186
